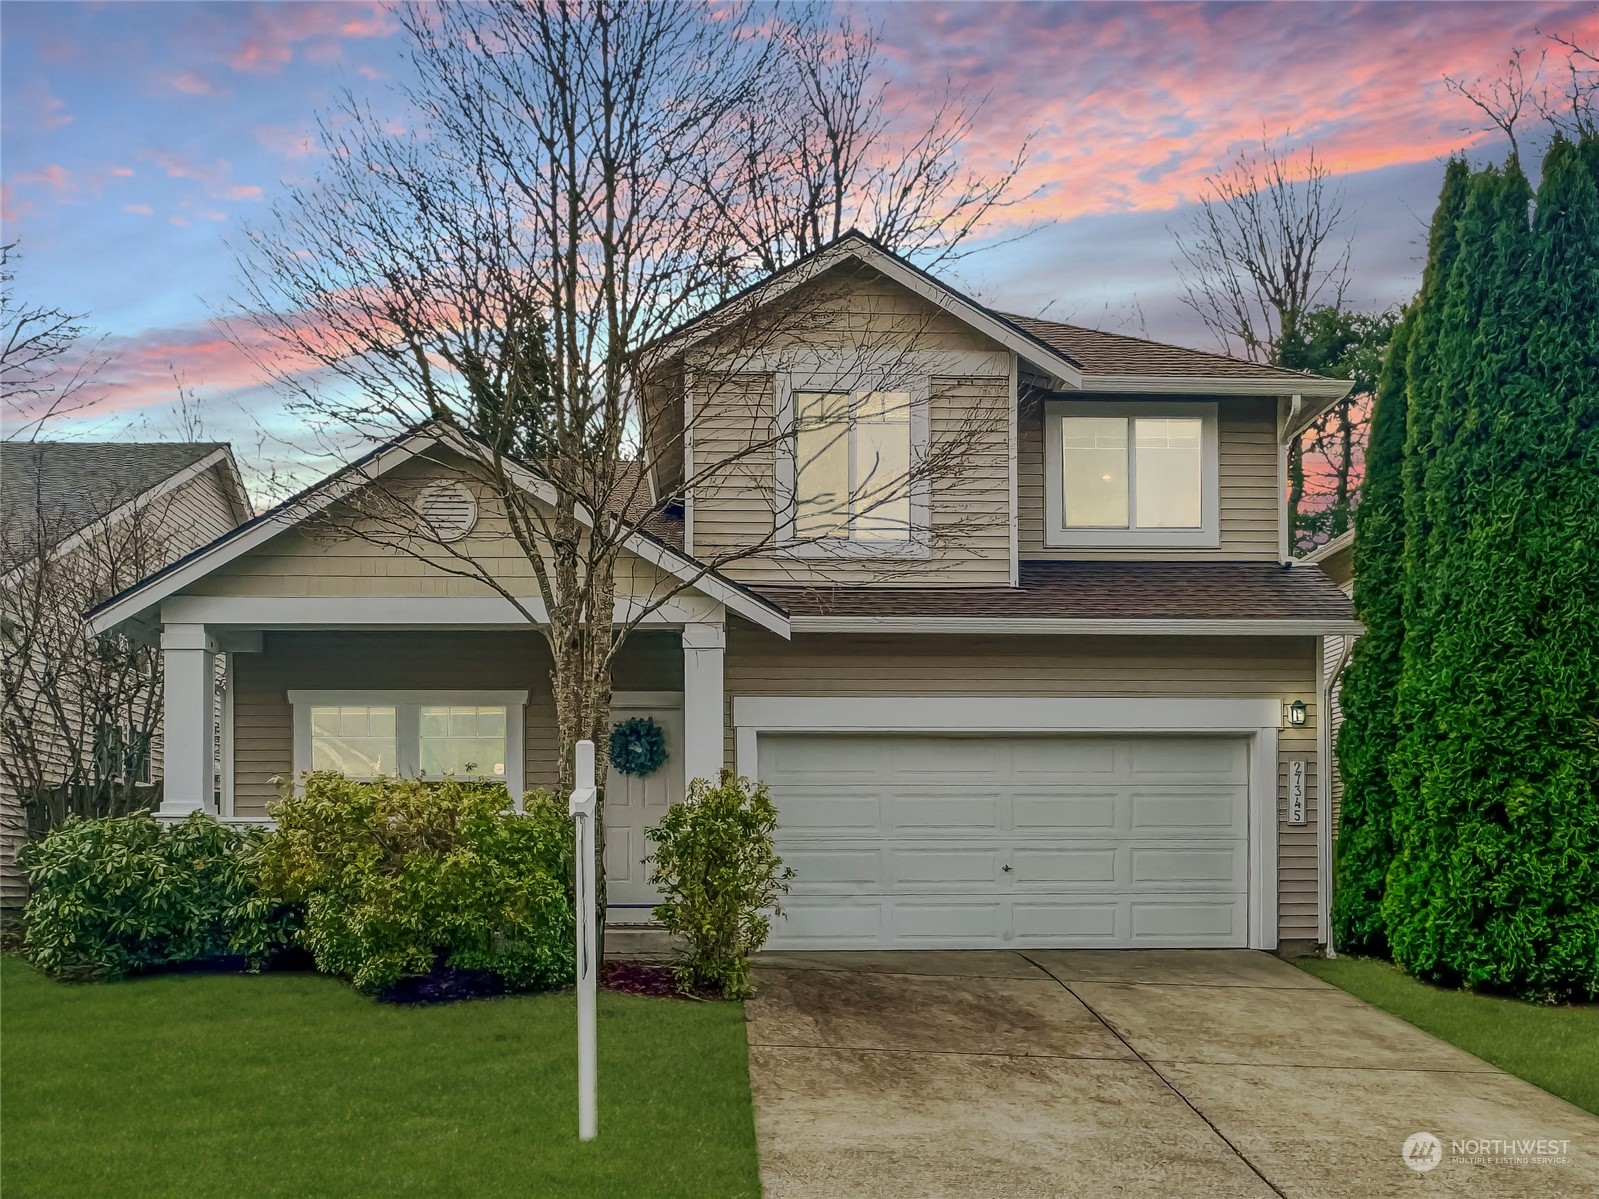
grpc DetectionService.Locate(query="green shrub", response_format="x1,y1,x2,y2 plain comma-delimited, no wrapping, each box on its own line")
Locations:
18,812,295,982
258,774,574,993
647,771,793,999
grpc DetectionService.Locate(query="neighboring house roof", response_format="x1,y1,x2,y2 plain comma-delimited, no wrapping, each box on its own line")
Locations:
86,423,788,638
755,562,1358,634
0,441,243,551
1303,528,1355,591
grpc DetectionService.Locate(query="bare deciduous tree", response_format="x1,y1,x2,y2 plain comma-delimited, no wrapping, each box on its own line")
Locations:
1173,138,1352,367
1,244,108,440
1172,137,1357,544
232,0,1029,905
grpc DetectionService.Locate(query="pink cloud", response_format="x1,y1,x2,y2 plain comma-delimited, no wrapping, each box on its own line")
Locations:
211,2,398,76
12,163,74,194
138,148,264,202
876,1,1599,226
123,203,154,216
253,123,319,161
170,70,222,97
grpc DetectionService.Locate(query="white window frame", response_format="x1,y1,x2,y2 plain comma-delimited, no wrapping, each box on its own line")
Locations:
288,689,527,803
775,366,932,558
1043,400,1219,549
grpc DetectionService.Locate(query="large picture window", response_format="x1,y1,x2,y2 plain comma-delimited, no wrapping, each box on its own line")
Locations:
1043,402,1219,548
290,690,526,798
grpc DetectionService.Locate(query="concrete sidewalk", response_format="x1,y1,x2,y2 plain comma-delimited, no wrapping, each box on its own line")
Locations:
744,949,1599,1198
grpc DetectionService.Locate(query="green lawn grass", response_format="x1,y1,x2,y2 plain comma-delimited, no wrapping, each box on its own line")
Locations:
1298,955,1599,1116
0,957,761,1199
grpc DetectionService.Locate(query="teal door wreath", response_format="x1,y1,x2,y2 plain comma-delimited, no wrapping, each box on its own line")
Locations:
609,716,668,777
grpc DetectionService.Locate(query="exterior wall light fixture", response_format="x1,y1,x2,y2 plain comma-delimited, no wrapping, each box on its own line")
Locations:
1286,699,1307,727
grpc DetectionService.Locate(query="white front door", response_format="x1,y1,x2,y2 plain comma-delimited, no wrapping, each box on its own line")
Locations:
604,698,685,916
760,732,1251,950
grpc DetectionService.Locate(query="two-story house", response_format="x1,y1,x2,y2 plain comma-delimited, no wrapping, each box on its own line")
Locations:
86,234,1357,955
2,441,252,909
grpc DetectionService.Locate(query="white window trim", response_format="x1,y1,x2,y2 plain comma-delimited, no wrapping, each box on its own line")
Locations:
288,689,528,804
774,366,932,559
732,695,1280,951
1043,401,1220,549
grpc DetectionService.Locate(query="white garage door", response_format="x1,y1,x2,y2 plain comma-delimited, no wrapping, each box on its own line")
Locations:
761,732,1251,950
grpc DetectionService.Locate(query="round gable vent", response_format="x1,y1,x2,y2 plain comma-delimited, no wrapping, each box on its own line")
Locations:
416,481,478,542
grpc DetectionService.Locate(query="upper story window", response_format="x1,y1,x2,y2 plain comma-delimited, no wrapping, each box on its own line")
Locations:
1043,401,1219,548
779,371,929,556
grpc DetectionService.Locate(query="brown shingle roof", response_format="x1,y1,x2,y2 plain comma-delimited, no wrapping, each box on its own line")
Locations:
754,561,1354,623
1000,314,1317,383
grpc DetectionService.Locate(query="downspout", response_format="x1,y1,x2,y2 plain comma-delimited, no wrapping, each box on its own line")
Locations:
1319,629,1357,958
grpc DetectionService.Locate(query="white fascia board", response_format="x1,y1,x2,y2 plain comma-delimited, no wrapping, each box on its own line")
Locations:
6,447,235,589
87,435,437,634
733,695,1283,733
159,593,728,629
653,236,1084,390
785,616,1364,636
1303,528,1355,564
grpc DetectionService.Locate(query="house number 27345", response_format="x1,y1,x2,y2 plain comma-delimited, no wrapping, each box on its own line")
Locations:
1287,759,1307,826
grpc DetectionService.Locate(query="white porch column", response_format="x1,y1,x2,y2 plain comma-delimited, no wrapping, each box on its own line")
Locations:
681,620,726,786
161,623,215,818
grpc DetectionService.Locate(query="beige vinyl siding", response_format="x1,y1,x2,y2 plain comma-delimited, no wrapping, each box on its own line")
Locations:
229,630,682,817
1018,395,1282,561
188,455,678,604
722,626,1321,945
686,266,1013,587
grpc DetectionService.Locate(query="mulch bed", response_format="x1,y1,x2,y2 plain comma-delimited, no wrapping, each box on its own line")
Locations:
601,959,683,998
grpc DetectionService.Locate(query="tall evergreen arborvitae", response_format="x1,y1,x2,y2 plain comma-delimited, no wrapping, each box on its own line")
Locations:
1380,139,1599,1001
1331,160,1468,953
1330,313,1412,953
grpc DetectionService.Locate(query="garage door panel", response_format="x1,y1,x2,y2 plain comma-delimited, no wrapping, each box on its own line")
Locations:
891,848,1000,885
1131,847,1245,886
1130,789,1246,831
781,848,882,885
890,793,1003,831
1130,737,1247,778
762,732,1252,950
774,790,882,833
1013,901,1120,939
1130,899,1245,940
892,902,1004,941
778,899,883,944
1009,740,1117,775
890,740,1005,774
1012,792,1119,830
1010,847,1119,884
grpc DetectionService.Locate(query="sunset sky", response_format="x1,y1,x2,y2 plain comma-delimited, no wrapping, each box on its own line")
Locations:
4,0,1596,478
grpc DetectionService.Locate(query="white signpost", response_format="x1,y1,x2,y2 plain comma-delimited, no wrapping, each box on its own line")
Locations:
568,739,598,1141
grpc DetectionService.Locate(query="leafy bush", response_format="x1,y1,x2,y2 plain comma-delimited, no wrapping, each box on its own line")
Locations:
257,774,574,993
18,812,296,982
647,771,793,999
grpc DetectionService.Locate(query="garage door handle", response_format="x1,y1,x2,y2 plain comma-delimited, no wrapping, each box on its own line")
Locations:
1002,864,1013,872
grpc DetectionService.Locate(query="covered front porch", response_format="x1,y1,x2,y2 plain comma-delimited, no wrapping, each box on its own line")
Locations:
155,599,734,919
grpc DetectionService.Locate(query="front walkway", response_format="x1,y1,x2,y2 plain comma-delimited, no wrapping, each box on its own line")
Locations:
745,949,1599,1198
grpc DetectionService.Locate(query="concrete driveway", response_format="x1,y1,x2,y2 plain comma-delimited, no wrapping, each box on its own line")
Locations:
744,950,1599,1198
